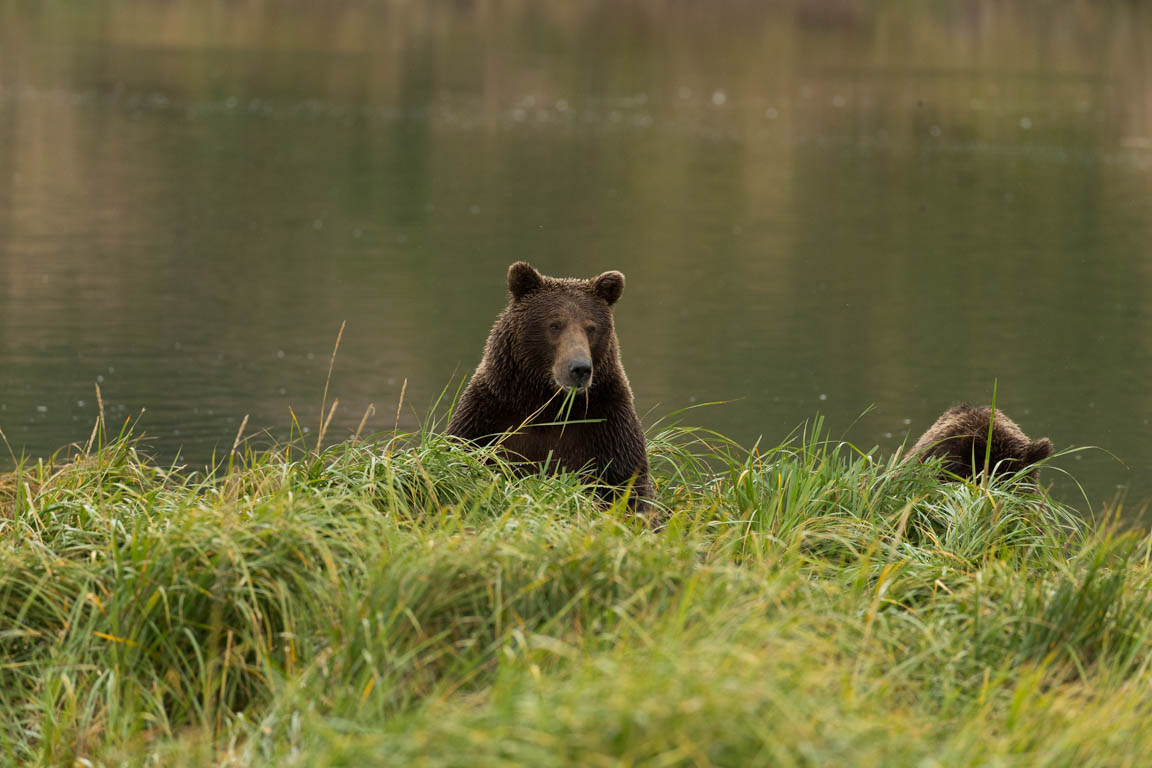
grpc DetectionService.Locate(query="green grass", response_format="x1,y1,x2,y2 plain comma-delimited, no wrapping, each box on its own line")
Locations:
1,414,1150,767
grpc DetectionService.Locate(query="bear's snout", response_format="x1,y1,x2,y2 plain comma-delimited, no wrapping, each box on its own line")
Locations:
567,360,592,388
554,356,593,390
552,325,595,391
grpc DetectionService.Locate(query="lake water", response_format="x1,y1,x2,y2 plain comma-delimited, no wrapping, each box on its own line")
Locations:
2,1,1151,514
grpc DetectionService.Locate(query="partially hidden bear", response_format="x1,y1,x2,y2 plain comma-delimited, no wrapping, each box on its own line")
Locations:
909,403,1053,481
447,262,652,508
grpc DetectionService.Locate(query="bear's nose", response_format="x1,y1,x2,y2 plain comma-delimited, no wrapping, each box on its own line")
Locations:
568,360,592,386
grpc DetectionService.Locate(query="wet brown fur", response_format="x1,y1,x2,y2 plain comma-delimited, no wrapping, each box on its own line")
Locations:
910,404,1053,481
447,262,651,508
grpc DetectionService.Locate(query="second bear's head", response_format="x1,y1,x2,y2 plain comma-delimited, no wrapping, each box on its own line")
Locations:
502,261,626,393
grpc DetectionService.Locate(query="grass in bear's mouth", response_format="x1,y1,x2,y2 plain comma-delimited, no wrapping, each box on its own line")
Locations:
504,385,603,435
2,409,1150,767
554,384,590,435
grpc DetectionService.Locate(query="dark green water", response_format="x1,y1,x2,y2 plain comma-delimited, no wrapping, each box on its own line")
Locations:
2,1,1152,512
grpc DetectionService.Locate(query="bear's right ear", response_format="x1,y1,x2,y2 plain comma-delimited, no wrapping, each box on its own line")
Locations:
1026,438,1053,465
593,271,625,305
507,262,544,299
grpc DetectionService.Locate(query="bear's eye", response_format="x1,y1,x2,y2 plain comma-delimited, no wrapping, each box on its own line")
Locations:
548,322,562,333
585,325,597,336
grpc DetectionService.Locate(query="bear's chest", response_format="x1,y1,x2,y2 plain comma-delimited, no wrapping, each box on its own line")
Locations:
498,423,601,472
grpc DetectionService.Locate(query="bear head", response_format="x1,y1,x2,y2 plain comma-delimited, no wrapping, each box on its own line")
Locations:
502,261,625,393
912,404,1053,481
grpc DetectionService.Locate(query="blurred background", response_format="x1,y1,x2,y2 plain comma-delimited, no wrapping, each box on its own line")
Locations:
1,1,1150,512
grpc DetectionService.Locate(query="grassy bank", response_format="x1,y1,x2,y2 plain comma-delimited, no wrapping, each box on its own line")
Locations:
1,418,1150,767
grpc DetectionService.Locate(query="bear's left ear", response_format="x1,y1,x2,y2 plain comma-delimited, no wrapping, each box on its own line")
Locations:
1026,438,1053,465
508,262,544,300
592,271,625,305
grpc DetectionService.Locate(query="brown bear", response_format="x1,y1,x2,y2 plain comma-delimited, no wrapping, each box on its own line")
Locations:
909,404,1053,481
447,261,651,507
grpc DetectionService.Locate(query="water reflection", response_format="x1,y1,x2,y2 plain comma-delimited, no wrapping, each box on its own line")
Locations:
1,1,1151,511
